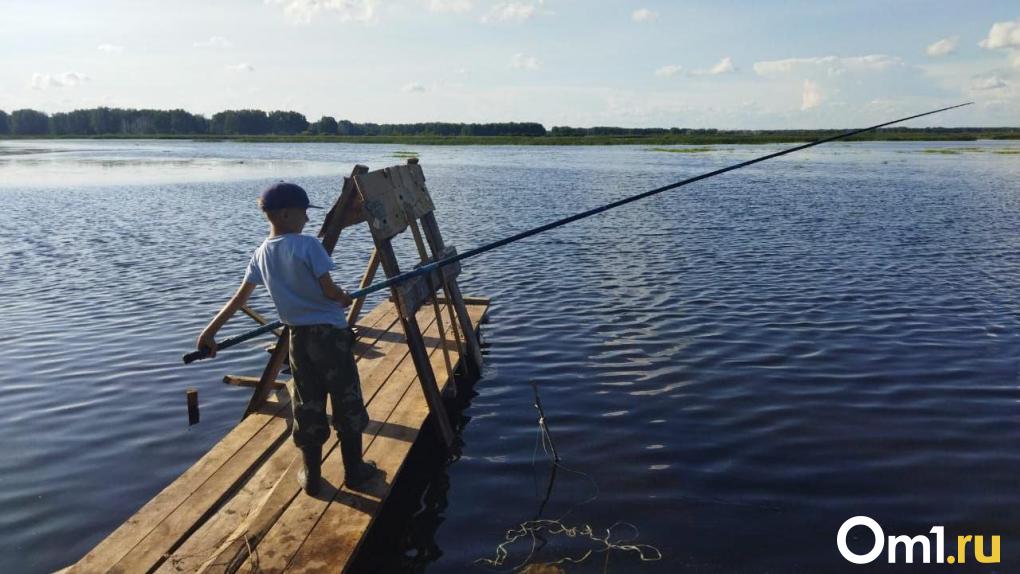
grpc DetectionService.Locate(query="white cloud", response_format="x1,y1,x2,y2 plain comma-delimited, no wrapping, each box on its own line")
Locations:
226,62,255,72
631,8,657,23
266,0,379,24
654,64,683,78
481,1,542,23
511,52,540,70
755,54,903,76
926,36,958,57
97,43,124,54
194,36,232,48
691,56,735,76
801,79,822,110
971,75,1008,91
709,56,735,75
429,0,471,12
979,18,1020,49
30,72,90,90
402,81,426,93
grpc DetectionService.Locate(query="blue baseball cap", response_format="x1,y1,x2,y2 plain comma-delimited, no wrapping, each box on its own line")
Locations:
258,182,322,211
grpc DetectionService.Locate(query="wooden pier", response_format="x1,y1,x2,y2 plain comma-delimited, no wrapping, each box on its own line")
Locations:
69,297,487,573
66,160,489,572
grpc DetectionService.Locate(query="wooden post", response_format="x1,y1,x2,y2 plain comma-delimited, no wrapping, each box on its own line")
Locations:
319,165,370,254
186,388,199,425
419,212,484,374
240,305,283,337
346,248,379,327
243,328,290,417
408,220,455,392
371,235,455,449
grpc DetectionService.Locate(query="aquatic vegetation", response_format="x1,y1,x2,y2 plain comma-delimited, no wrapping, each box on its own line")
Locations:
921,147,1019,156
647,146,714,153
392,150,419,158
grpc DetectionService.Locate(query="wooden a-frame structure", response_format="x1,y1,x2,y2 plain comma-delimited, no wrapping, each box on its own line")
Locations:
239,159,483,450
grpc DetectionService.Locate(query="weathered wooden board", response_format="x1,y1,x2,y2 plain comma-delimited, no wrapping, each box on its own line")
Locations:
389,164,434,220
68,396,292,574
318,165,370,253
69,298,489,574
393,253,461,319
355,165,435,241
284,302,487,573
152,305,400,574
232,303,460,573
71,301,395,573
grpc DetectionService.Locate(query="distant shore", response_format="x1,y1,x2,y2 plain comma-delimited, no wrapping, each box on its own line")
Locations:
2,130,1020,146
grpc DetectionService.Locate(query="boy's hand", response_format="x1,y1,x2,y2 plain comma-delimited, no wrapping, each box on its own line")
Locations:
318,273,353,307
197,331,218,358
338,290,353,308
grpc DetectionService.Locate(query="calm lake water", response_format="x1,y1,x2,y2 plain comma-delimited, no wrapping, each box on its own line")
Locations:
1,139,1018,573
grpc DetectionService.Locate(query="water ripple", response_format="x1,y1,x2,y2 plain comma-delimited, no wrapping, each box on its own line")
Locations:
1,141,1019,573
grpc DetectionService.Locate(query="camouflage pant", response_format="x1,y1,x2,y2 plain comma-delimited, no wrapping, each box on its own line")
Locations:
288,325,369,448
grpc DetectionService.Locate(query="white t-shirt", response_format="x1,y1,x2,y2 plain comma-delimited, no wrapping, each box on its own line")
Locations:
243,233,348,328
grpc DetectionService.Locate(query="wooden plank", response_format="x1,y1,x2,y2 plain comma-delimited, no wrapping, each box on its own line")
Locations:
77,300,488,574
394,248,461,318
109,410,295,572
239,305,283,337
69,396,292,574
318,165,369,253
388,164,434,220
373,237,455,448
284,304,489,572
436,295,491,306
229,303,455,573
401,312,454,447
222,375,286,390
409,220,455,390
153,304,402,574
197,305,451,574
420,213,484,372
355,169,410,240
242,327,290,418
81,303,398,574
346,248,380,327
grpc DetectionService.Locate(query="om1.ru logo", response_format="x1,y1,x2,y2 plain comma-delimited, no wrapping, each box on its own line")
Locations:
837,516,1000,565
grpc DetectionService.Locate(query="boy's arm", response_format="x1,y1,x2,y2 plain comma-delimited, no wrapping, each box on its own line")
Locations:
318,272,353,307
196,281,257,357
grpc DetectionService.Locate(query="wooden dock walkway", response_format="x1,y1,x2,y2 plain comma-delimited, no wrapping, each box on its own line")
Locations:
67,296,489,573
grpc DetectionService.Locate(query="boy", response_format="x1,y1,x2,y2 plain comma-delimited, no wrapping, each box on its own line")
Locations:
196,182,379,496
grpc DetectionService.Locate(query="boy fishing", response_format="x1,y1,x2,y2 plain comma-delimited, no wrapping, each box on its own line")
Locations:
196,182,379,495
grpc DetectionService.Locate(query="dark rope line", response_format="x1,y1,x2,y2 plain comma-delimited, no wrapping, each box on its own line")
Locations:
182,102,971,364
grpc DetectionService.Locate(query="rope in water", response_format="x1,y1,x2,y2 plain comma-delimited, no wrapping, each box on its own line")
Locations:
182,102,971,364
474,382,662,571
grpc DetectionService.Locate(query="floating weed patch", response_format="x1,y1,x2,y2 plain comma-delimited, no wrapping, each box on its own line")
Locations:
920,147,1020,156
391,150,419,158
921,147,987,155
647,147,714,153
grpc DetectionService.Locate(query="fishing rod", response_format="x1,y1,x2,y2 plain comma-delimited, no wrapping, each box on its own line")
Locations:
182,102,971,365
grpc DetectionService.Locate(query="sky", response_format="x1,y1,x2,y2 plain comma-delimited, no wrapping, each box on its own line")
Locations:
1,0,1019,129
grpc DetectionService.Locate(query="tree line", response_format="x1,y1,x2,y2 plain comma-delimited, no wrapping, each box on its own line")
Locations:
1,107,1017,140
0,107,547,137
